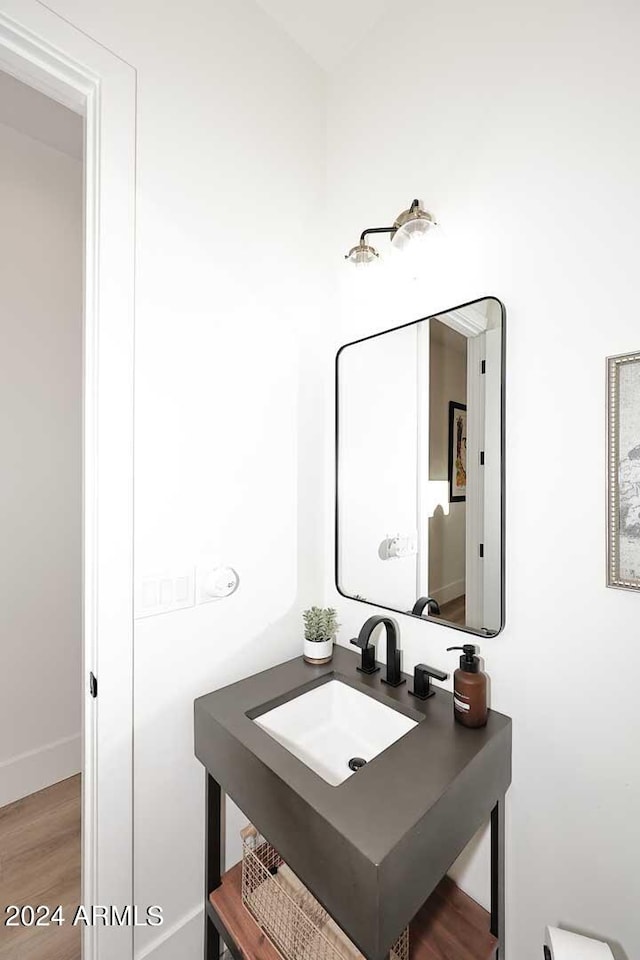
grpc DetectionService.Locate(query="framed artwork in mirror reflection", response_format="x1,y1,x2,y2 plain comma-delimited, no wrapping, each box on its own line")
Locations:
607,351,640,591
448,401,467,503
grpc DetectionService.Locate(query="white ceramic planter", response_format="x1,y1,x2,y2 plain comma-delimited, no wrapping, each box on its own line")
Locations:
303,637,334,665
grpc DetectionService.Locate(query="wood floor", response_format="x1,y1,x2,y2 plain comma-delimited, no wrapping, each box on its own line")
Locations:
438,595,466,627
0,775,81,960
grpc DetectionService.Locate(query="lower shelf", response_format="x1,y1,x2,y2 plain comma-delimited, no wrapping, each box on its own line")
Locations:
410,875,497,960
208,864,498,960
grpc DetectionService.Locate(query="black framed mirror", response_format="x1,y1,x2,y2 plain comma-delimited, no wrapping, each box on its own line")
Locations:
335,297,505,637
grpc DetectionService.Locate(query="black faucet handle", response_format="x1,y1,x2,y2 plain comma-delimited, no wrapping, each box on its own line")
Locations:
350,638,380,675
409,663,448,700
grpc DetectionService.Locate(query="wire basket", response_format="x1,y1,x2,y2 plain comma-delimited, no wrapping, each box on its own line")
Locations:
241,826,409,960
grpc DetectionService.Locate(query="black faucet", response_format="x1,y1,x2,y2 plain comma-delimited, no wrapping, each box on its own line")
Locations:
350,615,405,687
411,596,441,617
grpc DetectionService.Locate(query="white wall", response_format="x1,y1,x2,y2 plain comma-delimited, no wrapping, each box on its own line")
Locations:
36,1,326,956
0,118,83,806
0,70,83,159
325,3,640,959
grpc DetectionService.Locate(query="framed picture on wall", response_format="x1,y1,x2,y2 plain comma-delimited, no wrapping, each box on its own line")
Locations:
448,401,467,503
608,351,640,591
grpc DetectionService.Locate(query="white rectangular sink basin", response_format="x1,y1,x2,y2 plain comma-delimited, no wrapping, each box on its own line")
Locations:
254,679,418,786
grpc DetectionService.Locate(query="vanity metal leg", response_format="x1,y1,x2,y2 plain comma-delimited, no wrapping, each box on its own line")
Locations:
205,774,223,960
491,796,506,959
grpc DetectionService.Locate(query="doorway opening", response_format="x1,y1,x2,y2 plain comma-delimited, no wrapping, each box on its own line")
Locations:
0,68,84,959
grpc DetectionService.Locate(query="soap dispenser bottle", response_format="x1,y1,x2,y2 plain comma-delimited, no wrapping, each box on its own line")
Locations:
446,644,487,728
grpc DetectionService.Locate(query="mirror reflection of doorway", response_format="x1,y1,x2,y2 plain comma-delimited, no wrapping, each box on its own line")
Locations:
0,69,83,960
428,321,467,626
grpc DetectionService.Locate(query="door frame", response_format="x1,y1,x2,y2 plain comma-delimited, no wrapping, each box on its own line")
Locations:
0,4,136,958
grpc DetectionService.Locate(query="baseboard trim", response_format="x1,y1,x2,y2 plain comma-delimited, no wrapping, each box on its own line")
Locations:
136,903,202,960
0,733,81,808
431,578,465,606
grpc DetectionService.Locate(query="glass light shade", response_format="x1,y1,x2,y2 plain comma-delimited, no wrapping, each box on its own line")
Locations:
345,241,379,266
391,213,436,251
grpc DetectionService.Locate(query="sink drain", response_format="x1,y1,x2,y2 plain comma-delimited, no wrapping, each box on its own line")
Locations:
348,757,367,772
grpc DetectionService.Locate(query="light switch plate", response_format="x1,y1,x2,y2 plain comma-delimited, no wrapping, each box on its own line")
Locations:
135,569,195,618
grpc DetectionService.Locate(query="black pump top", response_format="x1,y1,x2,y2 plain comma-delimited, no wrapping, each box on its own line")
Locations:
447,643,480,673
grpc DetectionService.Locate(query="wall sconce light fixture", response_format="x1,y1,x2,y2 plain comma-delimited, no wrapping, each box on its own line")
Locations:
344,198,437,265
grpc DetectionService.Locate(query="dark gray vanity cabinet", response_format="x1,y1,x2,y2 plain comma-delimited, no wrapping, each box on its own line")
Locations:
195,647,512,960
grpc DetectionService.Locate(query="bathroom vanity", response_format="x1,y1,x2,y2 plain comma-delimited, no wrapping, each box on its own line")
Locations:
194,646,511,960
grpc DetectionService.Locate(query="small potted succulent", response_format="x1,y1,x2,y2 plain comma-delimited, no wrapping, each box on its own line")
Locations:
302,607,339,664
